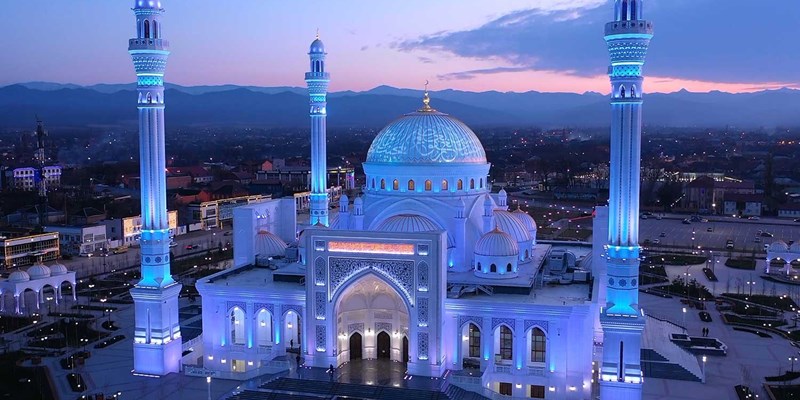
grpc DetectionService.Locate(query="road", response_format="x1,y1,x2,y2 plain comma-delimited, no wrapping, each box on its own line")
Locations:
59,227,233,279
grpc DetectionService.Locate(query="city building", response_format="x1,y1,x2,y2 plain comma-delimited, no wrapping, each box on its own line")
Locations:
102,210,179,246
0,259,76,314
723,194,764,217
44,224,108,256
682,176,755,214
0,232,60,269
256,166,356,192
186,194,269,230
9,166,61,191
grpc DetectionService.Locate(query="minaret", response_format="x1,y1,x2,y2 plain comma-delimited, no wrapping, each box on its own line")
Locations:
599,1,653,399
34,119,48,230
128,0,182,376
305,33,330,226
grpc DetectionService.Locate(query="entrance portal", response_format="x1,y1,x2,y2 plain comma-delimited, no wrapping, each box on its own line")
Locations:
377,331,390,359
350,333,363,360
335,274,410,362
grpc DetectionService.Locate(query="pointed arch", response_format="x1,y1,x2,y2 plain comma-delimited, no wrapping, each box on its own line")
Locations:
407,180,415,191
631,85,637,98
424,180,432,191
380,179,386,190
631,0,638,20
457,179,464,190
619,85,626,98
621,0,629,21
470,179,475,190
441,179,449,191
392,179,399,191
143,20,150,38
152,20,158,38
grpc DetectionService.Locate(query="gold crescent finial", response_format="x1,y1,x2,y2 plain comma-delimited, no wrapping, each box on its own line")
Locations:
316,28,320,39
421,80,432,111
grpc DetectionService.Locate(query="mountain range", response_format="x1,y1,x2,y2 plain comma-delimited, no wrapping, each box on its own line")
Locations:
1,82,799,129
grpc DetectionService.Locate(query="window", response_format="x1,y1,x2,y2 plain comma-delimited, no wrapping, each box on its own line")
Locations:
425,180,432,191
408,180,415,191
152,21,158,38
530,385,546,399
371,178,375,189
393,179,399,191
506,263,512,272
531,328,546,363
144,20,150,38
470,179,475,190
631,0,637,20
380,179,386,190
500,326,513,360
621,0,628,21
441,180,449,191
490,264,497,273
468,323,481,358
480,178,483,188
457,179,463,190
499,382,512,396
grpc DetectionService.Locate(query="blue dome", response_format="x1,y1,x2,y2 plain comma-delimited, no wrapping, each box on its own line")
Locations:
135,0,162,9
376,214,454,248
310,38,325,54
366,110,487,165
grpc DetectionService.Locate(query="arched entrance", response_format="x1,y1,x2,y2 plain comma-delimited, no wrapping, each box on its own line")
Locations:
349,333,363,360
377,332,390,359
402,336,409,362
335,274,410,362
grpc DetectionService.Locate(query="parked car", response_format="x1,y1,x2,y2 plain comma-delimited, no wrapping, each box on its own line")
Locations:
659,232,667,237
726,240,735,249
747,216,760,220
682,219,691,225
754,237,761,243
653,239,661,244
795,218,800,223
707,227,714,232
760,232,774,238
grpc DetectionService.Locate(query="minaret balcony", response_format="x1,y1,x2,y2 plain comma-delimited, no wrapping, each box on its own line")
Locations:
305,71,330,80
129,38,170,51
605,21,653,36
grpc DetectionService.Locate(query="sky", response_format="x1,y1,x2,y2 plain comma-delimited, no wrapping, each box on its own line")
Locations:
1,0,799,94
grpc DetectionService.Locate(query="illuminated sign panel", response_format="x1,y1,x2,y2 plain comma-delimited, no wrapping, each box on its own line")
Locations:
328,241,415,255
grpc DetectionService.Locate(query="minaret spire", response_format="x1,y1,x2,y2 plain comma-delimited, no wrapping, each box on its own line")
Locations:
128,0,182,376
306,34,331,226
599,0,653,398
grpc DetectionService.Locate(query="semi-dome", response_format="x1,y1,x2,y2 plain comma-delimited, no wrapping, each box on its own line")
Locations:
366,106,486,165
27,262,51,279
255,230,288,258
50,262,69,276
769,240,789,252
8,270,30,283
376,214,454,248
512,209,538,233
791,242,800,253
494,210,532,243
475,227,519,257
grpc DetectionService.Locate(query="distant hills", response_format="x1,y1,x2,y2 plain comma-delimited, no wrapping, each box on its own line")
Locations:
1,82,799,129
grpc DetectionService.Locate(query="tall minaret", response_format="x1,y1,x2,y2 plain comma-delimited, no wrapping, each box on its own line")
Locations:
599,1,653,398
305,34,330,226
128,0,182,376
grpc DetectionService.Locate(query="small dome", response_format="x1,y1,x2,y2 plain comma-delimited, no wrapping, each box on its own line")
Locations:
791,242,800,253
376,214,454,248
339,194,349,206
483,194,493,207
354,197,363,206
135,0,162,9
512,209,538,233
494,210,532,243
310,38,325,54
770,240,789,252
366,110,486,165
475,227,519,257
50,262,69,276
8,270,31,283
27,262,51,279
255,230,287,258
499,189,507,196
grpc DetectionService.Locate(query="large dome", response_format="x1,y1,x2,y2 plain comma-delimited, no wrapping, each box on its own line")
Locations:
255,230,287,258
376,214,454,248
366,109,486,165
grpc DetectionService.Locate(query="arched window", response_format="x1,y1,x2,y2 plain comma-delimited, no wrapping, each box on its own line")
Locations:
470,179,475,190
441,180,449,191
457,179,463,190
371,178,375,189
468,323,481,358
480,178,483,188
621,0,629,21
500,325,513,360
380,179,386,190
230,307,245,345
144,20,150,38
490,264,497,273
477,262,482,272
152,21,158,38
620,85,626,98
531,328,546,363
631,85,637,98
407,180,415,191
631,0,637,20
256,309,273,346
525,249,529,259
506,263,512,272
146,93,152,103
393,179,399,191
425,180,432,191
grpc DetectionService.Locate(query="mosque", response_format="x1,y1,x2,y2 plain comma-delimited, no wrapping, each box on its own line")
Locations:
129,1,653,399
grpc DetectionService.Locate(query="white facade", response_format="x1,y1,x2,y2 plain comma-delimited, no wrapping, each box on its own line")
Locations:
44,224,107,256
0,260,76,314
11,166,61,191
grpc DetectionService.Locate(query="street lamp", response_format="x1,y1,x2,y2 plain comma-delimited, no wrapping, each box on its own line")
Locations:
702,355,707,383
790,357,798,373
682,307,687,332
206,376,212,400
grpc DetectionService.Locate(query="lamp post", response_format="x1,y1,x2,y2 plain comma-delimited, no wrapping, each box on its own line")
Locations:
206,375,212,400
682,307,687,332
790,357,798,373
702,355,707,383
